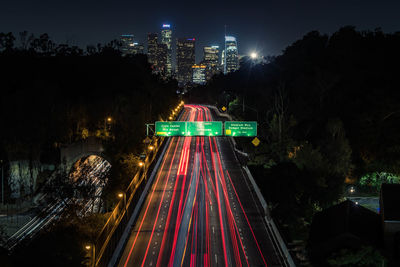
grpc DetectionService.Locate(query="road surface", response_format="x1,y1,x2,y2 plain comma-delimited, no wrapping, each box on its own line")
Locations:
118,105,283,267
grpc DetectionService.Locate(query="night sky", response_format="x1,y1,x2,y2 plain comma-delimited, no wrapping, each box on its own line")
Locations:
2,0,400,63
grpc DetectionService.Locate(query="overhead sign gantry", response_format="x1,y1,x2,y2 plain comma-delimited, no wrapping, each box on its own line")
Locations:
155,121,256,137
155,121,222,136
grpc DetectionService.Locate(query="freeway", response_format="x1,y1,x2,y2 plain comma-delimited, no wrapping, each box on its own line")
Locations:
118,105,283,267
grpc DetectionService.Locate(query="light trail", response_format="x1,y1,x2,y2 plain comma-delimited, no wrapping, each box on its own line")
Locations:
120,104,275,267
226,170,268,266
124,108,193,267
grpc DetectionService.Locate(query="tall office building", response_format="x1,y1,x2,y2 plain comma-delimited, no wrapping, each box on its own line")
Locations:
192,64,206,85
176,38,195,86
224,36,239,74
147,33,158,66
121,35,144,56
120,34,135,56
161,24,172,77
221,49,225,71
156,43,168,75
131,43,144,55
203,45,220,81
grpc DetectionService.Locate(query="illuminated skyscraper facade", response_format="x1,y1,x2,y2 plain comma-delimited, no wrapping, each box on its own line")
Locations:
203,45,220,81
131,43,144,55
120,34,135,56
177,38,195,86
161,24,172,77
147,33,158,66
121,35,144,56
224,36,239,74
156,43,168,75
192,64,206,85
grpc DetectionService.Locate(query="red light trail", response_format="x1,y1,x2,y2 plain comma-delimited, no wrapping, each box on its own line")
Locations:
121,105,269,267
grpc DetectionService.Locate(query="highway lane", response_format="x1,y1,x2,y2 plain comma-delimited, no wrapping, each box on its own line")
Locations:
118,105,283,267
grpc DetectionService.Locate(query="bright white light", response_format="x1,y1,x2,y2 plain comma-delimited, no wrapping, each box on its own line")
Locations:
225,36,236,42
250,52,258,59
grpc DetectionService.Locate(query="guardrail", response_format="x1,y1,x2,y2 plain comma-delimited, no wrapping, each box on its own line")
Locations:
92,136,165,267
208,105,296,267
93,106,184,267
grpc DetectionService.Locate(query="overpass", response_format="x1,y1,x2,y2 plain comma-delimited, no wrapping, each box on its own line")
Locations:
60,136,108,174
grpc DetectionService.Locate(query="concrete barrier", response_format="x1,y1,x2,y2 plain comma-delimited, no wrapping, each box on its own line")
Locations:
107,136,172,267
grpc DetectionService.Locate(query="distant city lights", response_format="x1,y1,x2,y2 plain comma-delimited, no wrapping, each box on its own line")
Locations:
225,36,236,42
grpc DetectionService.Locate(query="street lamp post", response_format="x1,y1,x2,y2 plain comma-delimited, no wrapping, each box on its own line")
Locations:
1,160,4,205
104,116,112,132
118,192,127,213
230,103,259,121
85,244,95,267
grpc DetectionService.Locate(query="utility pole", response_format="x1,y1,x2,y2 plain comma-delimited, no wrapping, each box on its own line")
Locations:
242,94,245,115
1,160,4,205
145,123,155,136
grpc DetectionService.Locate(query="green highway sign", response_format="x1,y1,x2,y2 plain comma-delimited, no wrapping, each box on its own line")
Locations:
225,121,257,137
186,121,223,136
155,121,186,136
155,121,256,137
155,121,222,136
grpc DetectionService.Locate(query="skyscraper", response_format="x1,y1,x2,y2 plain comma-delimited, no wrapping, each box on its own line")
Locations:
120,34,135,56
177,38,195,87
192,64,206,85
224,36,239,74
203,45,220,81
156,43,168,75
161,24,172,77
121,35,144,56
131,43,144,55
147,33,158,66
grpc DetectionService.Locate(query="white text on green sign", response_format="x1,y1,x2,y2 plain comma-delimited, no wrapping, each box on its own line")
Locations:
225,121,257,137
155,121,223,136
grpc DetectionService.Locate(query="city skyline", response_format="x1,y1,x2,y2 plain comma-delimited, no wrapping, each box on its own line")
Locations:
123,24,235,82
2,0,400,61
123,23,239,68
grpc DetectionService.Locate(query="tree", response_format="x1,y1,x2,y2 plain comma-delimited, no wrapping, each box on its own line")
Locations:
327,246,385,267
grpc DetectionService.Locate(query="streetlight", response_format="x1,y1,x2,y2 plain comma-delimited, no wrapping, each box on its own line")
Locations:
118,192,127,213
85,244,95,267
250,52,258,59
148,145,154,151
138,161,144,167
349,186,355,194
1,160,4,205
104,116,112,132
229,103,259,121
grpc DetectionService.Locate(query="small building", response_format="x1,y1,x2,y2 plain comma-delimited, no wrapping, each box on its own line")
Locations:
380,183,400,257
309,200,382,265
